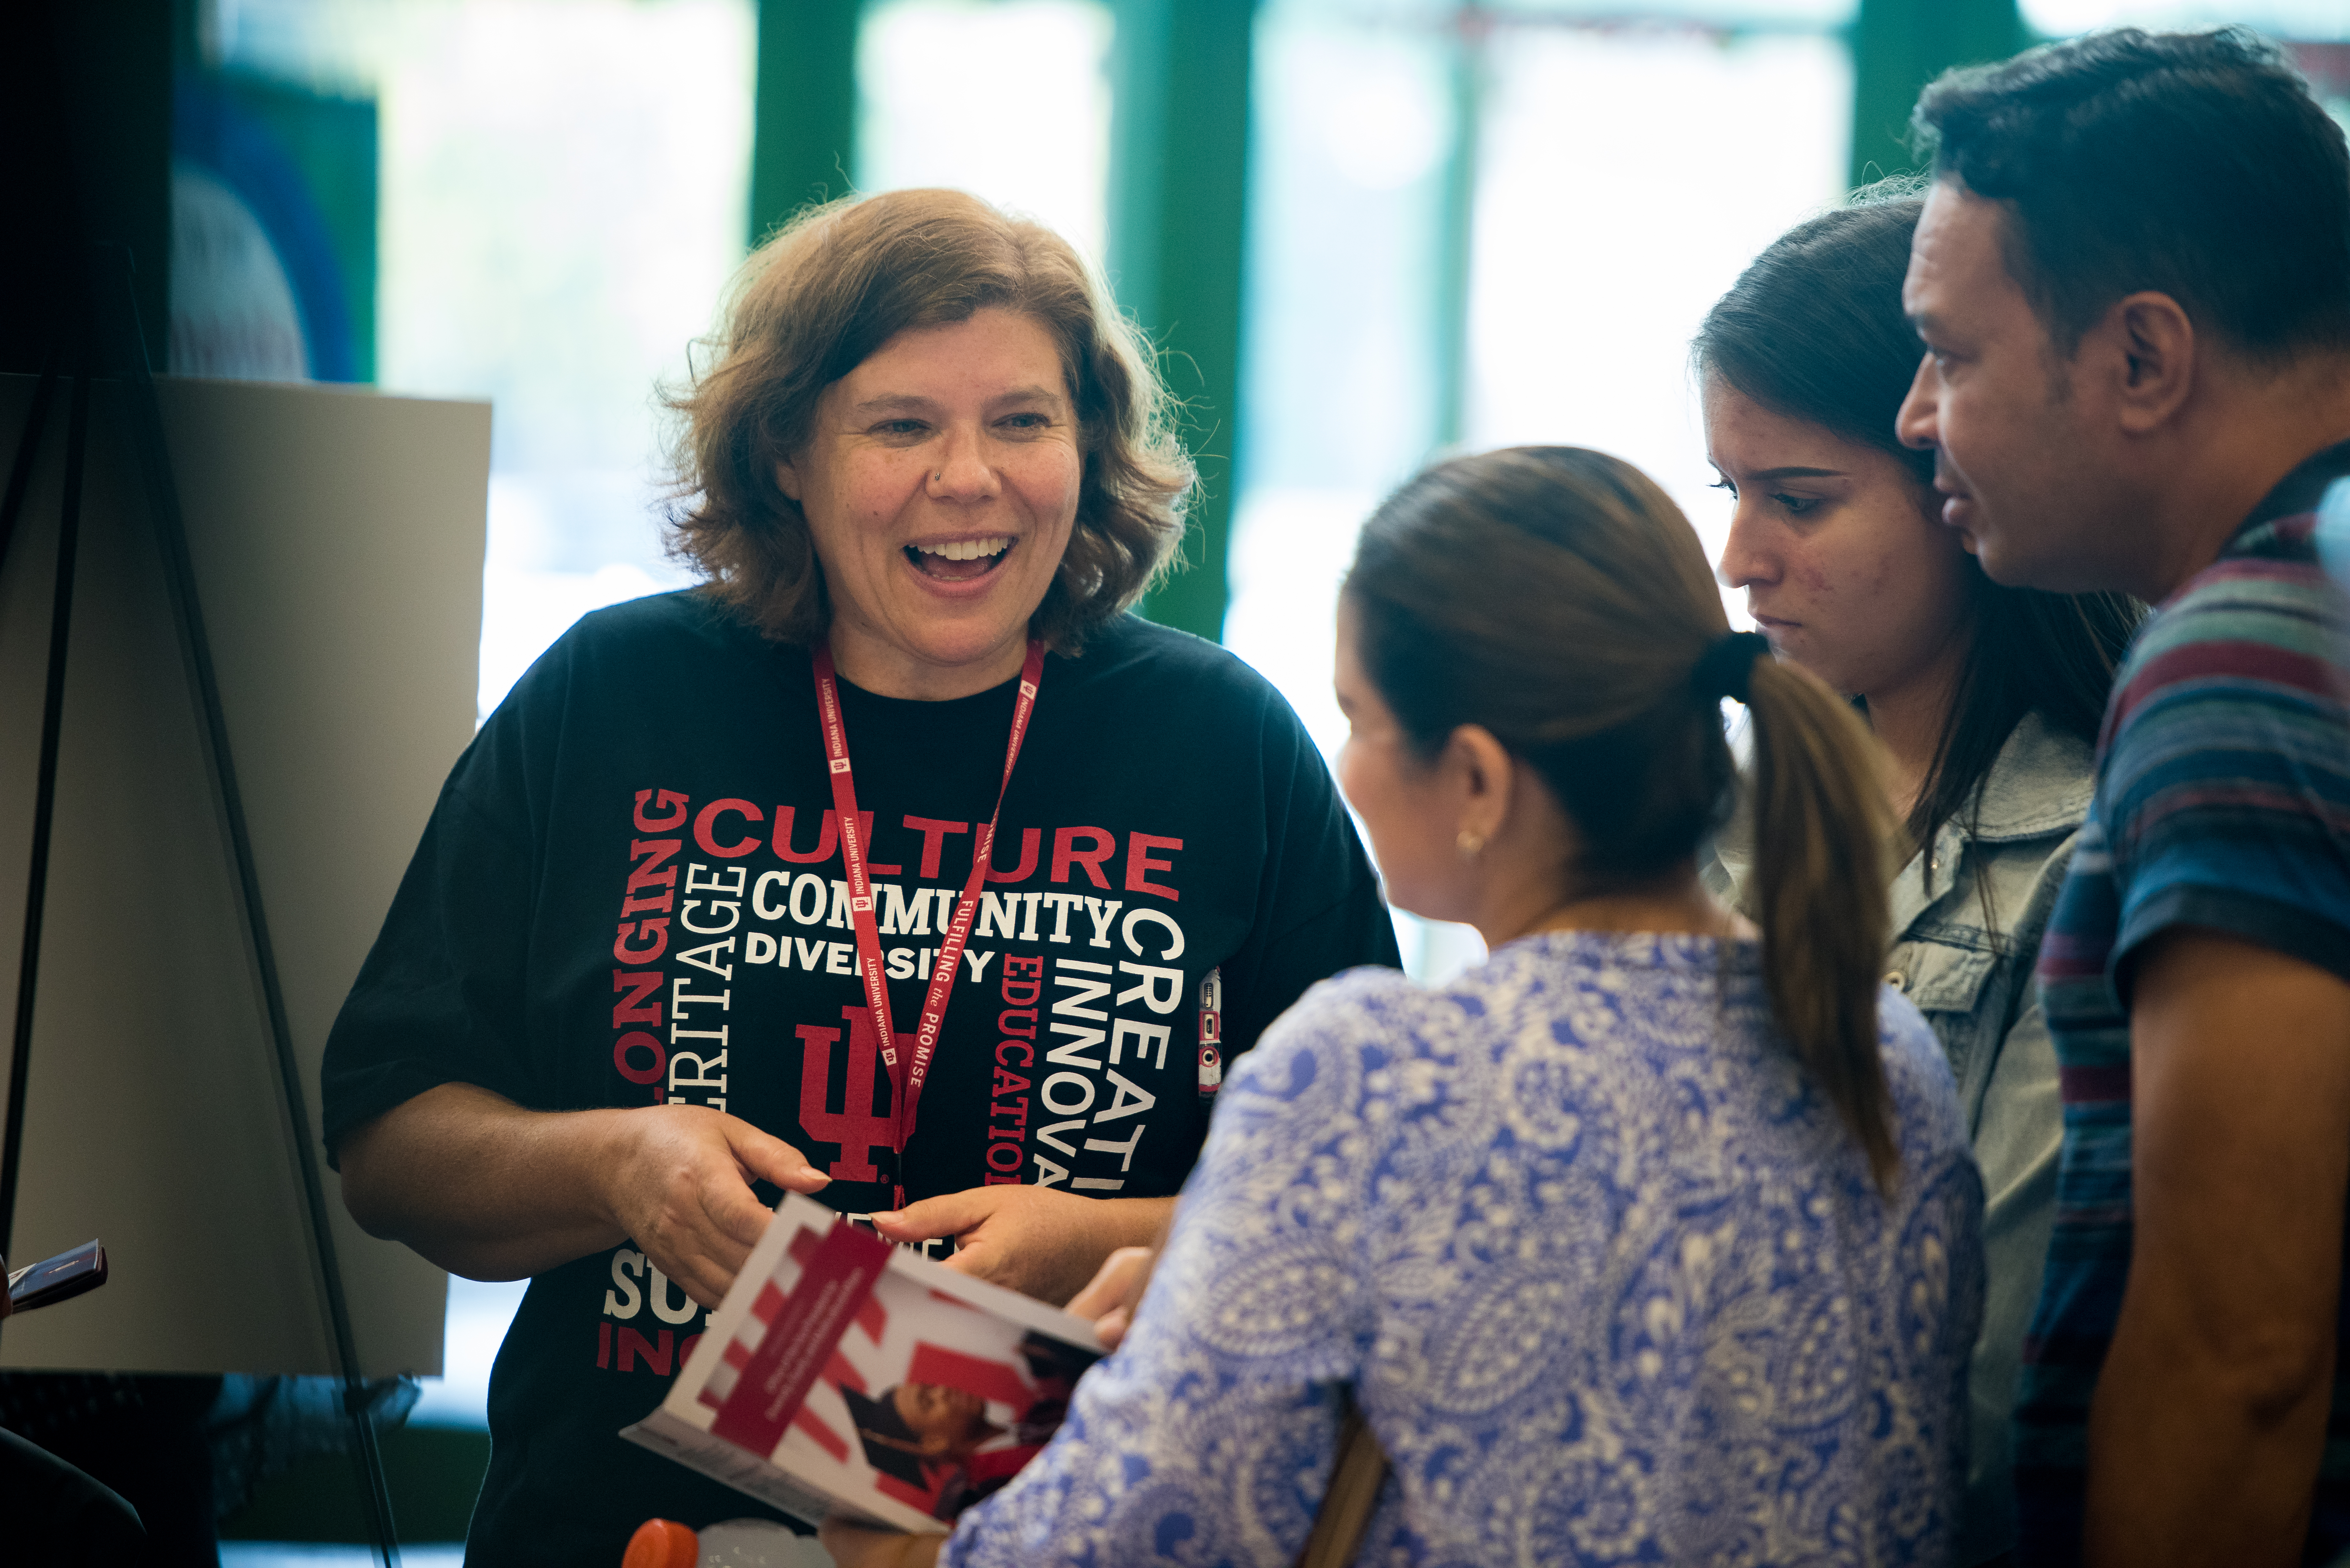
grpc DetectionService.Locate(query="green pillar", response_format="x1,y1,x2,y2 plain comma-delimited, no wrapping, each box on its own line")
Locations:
1109,0,1255,644
1434,6,1485,452
1848,0,2028,188
749,0,861,248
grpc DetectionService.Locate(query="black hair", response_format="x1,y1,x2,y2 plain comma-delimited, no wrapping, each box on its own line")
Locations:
1347,446,1903,1189
1353,452,1740,888
840,1386,934,1492
1912,26,2350,361
1694,191,2142,867
1697,188,1938,489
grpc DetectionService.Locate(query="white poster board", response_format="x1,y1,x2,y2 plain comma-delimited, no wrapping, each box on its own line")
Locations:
0,373,488,1377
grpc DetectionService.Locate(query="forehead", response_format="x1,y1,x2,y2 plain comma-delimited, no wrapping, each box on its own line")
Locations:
1330,598,1386,701
1906,180,2017,314
1702,377,1844,460
842,307,1070,396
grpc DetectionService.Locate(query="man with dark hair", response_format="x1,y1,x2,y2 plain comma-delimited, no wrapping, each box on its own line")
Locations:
1895,25,2350,1567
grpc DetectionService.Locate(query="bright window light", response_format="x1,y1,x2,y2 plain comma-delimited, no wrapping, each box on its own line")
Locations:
1226,7,1850,982
1466,25,1851,593
1222,2,1476,980
404,1276,529,1429
363,0,755,721
2021,1,2350,40
857,0,1114,266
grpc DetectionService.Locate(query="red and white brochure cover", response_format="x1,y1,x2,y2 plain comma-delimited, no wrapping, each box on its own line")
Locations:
621,1194,1106,1534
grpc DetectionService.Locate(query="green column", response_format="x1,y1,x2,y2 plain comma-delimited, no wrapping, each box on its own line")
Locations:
1109,0,1255,644
749,0,861,248
1849,0,2028,188
1434,6,1485,452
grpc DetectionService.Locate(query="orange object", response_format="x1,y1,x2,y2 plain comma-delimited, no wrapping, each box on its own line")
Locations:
623,1517,700,1568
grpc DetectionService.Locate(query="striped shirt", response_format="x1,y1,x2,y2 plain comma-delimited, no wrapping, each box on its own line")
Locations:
2014,440,2350,1563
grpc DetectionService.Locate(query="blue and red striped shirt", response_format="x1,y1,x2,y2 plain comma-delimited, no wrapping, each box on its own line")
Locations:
2015,440,2350,1563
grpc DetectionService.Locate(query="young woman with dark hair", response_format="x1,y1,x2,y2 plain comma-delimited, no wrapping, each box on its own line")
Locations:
1695,192,2139,1565
826,446,1984,1568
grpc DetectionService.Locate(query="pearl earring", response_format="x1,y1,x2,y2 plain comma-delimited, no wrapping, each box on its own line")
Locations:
1456,830,1486,858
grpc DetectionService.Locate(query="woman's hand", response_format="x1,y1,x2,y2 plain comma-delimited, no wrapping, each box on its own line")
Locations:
592,1104,831,1309
1065,1245,1157,1350
817,1520,944,1568
338,1085,829,1306
868,1187,1171,1307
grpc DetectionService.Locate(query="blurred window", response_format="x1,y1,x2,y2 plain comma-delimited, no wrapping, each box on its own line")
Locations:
857,0,1113,265
1464,24,1852,542
221,0,757,723
1224,1,1852,978
215,0,758,1434
2022,1,2350,41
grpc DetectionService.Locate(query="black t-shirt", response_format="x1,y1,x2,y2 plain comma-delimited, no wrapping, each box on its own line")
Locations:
320,590,1398,1565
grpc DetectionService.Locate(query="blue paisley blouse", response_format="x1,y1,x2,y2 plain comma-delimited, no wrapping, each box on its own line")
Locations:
943,931,1985,1567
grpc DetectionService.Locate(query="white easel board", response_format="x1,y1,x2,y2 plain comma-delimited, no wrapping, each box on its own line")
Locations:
0,373,488,1377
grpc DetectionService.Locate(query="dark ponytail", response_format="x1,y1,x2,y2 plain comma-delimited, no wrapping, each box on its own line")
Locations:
1347,447,1901,1191
1744,657,1898,1186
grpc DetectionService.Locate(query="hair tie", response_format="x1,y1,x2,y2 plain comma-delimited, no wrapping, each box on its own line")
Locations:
1692,630,1772,705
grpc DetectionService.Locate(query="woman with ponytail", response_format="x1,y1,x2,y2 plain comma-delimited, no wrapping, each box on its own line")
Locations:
824,446,1983,1568
1696,190,2139,1565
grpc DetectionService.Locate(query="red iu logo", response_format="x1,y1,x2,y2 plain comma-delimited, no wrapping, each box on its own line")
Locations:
797,1005,894,1183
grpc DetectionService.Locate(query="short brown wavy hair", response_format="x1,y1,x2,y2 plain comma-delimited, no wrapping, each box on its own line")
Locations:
665,188,1194,649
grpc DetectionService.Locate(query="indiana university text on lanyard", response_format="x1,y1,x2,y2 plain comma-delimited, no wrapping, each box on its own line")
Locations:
811,636,1046,1210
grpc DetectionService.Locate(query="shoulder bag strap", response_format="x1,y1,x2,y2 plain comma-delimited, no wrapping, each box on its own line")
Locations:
1293,1392,1390,1568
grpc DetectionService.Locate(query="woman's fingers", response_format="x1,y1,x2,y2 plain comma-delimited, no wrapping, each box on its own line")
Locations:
706,1162,782,1252
668,1250,740,1312
729,1117,830,1195
869,1187,999,1245
1066,1245,1155,1320
635,1206,748,1309
888,1184,1109,1305
1068,1245,1157,1346
605,1106,786,1309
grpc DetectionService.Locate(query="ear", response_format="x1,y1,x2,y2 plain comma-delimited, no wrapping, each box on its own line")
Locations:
1445,724,1517,845
2095,291,2197,436
774,457,804,503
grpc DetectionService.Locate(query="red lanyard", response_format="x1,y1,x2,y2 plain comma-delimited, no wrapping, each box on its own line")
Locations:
810,637,1045,1202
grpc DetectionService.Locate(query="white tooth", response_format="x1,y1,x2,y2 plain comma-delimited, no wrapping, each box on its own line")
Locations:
922,538,1010,562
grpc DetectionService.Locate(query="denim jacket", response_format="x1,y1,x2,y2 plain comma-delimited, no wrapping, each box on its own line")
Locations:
1706,711,2089,1566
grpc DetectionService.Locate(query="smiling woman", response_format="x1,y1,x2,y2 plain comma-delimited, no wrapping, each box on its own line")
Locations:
316,187,1400,1565
772,308,1084,696
667,189,1185,682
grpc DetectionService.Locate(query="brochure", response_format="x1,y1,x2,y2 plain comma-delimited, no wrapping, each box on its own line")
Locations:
622,1193,1105,1534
